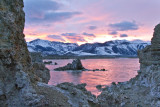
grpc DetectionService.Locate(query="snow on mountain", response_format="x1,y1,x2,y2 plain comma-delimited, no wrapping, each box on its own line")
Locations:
27,39,150,56
27,39,78,55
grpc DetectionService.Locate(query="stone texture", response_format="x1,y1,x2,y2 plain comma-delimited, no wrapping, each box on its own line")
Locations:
54,59,85,71
57,82,99,107
0,0,40,106
138,24,160,68
30,52,50,84
30,52,43,63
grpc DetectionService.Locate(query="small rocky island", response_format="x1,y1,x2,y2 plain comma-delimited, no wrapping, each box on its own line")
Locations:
54,59,85,71
1,0,160,106
54,58,107,71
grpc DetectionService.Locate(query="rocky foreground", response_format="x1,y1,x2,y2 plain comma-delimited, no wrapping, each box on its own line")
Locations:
0,0,160,107
97,24,160,106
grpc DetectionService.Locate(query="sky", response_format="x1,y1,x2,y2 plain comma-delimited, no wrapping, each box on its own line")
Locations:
24,0,160,45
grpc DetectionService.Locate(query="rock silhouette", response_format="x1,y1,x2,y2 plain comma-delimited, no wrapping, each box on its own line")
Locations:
54,59,85,71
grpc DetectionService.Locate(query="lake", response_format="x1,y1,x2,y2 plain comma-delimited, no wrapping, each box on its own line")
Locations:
46,58,139,96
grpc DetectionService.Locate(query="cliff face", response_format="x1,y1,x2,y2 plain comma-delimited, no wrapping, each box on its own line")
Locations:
0,0,31,72
98,24,160,106
0,0,31,105
139,24,160,68
0,0,51,106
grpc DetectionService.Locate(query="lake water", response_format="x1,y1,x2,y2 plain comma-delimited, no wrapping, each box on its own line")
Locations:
46,58,139,96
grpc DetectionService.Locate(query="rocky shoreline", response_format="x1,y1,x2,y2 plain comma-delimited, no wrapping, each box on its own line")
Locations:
97,24,160,106
0,0,160,106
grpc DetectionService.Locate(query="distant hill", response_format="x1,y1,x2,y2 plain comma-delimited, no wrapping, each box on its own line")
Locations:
27,39,150,56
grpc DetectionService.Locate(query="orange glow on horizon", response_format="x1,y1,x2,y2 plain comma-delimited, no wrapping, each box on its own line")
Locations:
24,25,152,45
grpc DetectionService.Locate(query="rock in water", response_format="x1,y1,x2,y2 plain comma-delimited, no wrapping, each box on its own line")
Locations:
54,59,85,71
44,61,52,64
72,59,85,70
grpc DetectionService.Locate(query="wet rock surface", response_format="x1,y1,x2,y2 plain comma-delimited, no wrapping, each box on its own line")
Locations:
54,58,107,72
54,59,85,71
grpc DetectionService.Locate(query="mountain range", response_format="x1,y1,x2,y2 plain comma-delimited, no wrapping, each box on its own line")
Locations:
27,39,150,56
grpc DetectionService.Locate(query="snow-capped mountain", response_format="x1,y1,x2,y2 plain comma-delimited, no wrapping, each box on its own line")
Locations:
27,39,150,56
73,40,150,56
27,39,78,55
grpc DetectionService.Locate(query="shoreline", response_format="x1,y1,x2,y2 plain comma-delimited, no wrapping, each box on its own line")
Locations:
43,55,138,59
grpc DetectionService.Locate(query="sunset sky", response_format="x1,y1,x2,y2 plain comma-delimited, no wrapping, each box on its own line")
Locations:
24,0,160,45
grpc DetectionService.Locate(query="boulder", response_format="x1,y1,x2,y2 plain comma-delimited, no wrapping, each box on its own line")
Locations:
32,63,50,84
54,59,85,71
44,61,52,64
30,52,50,84
54,62,58,65
30,52,43,63
57,82,98,107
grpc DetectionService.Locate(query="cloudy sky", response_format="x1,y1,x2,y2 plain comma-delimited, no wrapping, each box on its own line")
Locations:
24,0,160,45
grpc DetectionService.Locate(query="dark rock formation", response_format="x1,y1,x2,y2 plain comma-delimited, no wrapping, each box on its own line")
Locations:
54,59,85,71
0,1,53,106
30,52,43,63
44,61,52,64
54,62,58,65
138,24,160,68
30,52,50,84
97,24,160,106
57,82,99,107
0,0,39,106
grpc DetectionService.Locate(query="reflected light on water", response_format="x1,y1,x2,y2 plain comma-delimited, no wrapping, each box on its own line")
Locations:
46,58,139,96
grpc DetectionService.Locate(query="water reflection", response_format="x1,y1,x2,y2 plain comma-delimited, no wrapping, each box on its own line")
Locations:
46,58,139,96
